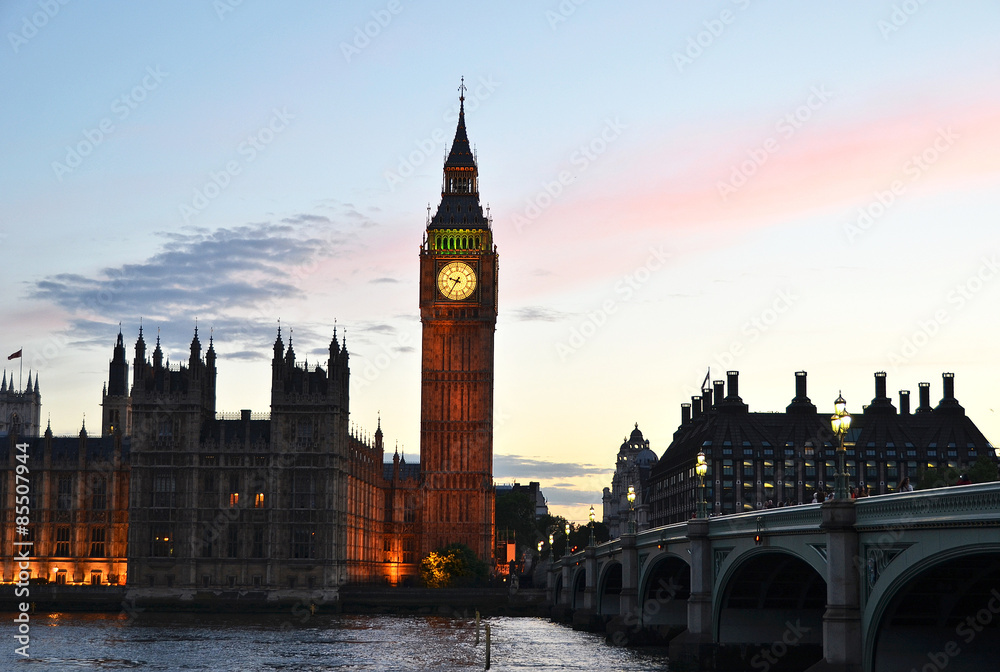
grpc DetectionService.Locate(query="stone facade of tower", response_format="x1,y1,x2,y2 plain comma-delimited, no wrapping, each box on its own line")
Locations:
0,367,41,439
418,90,498,563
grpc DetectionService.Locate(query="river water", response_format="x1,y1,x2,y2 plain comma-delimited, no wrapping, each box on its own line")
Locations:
8,612,672,671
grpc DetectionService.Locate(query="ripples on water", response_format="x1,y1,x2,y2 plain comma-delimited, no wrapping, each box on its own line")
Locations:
13,612,671,671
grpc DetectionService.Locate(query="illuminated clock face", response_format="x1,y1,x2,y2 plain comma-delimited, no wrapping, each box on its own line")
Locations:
437,261,477,300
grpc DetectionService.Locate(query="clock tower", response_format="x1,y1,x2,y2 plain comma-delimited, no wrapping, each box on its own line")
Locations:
419,84,497,563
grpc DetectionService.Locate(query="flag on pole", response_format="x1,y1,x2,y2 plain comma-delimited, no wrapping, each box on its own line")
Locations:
7,349,22,360
701,368,710,390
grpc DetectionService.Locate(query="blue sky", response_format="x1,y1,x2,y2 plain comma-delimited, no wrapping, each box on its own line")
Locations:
3,1,1000,520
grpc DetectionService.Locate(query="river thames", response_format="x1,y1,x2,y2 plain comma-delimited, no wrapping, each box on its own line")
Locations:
8,612,673,671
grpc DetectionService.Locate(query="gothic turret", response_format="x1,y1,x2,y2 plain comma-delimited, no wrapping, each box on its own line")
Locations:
103,328,132,437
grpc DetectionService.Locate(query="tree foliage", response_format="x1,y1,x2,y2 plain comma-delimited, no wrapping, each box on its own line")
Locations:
968,455,999,483
419,543,488,588
495,491,537,555
918,455,999,490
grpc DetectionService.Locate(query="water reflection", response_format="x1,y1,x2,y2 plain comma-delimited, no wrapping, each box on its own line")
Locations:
17,612,670,671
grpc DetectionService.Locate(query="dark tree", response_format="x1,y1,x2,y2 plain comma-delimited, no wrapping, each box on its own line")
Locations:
495,491,537,556
968,455,999,483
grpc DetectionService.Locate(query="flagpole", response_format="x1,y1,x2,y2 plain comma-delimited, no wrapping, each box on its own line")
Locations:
19,349,23,392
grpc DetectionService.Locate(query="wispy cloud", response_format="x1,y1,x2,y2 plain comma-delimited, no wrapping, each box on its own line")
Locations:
29,218,356,354
510,306,571,322
494,454,610,479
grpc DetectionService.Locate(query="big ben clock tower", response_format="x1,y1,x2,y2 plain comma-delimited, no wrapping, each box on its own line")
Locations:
419,82,497,563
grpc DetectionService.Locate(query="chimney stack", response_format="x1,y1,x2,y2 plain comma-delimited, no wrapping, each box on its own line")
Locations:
942,372,955,402
899,390,910,415
874,371,887,400
795,371,808,401
681,403,692,424
713,380,725,408
702,387,712,413
726,370,739,400
917,382,931,413
692,396,703,419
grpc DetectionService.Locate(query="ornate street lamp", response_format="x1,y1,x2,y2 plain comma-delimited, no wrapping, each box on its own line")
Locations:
830,392,853,499
695,451,709,518
549,532,556,559
588,505,596,547
537,540,543,555
627,485,636,534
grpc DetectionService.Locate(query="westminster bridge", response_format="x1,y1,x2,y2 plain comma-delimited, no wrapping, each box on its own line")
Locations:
547,482,1000,672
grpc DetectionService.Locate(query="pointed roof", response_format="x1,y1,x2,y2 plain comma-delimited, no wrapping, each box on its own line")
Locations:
429,79,489,231
444,82,476,169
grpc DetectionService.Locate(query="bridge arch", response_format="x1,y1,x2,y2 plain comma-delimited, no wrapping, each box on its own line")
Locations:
713,548,825,651
553,573,563,605
598,561,622,615
639,552,690,629
571,566,586,610
867,543,1000,672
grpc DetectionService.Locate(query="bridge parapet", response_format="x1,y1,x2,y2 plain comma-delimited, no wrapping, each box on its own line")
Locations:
641,522,688,547
706,504,823,539
854,482,1000,529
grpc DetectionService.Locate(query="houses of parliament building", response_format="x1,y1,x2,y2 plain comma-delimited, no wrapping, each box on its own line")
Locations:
0,90,498,600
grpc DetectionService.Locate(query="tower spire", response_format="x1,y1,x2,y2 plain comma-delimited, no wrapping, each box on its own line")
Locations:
428,78,487,230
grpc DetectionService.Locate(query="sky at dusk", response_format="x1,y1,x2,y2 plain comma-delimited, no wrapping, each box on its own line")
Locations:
3,1,1000,522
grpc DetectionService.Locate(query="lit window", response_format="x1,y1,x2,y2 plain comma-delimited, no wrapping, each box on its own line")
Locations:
229,493,239,507
254,493,264,508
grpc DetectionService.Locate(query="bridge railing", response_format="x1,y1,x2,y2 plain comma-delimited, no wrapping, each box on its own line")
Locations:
854,481,1000,529
705,503,824,539
569,482,1000,561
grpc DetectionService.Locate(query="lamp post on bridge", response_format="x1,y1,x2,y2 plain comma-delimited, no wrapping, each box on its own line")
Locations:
627,485,636,534
696,451,708,518
831,392,853,500
588,505,596,547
